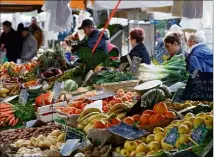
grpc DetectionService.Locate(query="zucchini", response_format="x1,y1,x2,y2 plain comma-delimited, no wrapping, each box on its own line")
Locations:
159,85,172,98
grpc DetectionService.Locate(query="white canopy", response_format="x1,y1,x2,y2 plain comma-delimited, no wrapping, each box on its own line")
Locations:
87,1,173,10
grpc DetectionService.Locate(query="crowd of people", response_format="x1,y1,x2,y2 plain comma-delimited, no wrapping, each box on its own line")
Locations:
0,17,43,63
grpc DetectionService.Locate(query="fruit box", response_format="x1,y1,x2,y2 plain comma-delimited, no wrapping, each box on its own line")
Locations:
36,101,67,114
36,112,59,122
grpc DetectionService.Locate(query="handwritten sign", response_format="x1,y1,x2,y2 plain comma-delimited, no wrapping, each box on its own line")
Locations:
189,124,208,146
183,72,213,101
66,127,85,143
163,127,179,147
60,139,80,156
129,56,142,75
18,89,29,105
107,122,149,140
172,88,185,103
53,81,63,102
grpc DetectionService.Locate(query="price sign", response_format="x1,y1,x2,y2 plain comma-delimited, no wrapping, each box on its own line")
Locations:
60,139,80,156
66,127,85,143
183,72,213,101
107,122,149,140
163,127,179,147
18,89,29,105
189,124,208,146
53,81,63,102
118,63,128,72
129,56,142,75
172,88,185,103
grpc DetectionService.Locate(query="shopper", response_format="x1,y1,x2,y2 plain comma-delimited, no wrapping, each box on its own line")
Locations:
17,23,24,59
77,19,108,53
164,32,186,61
186,31,213,73
121,28,151,65
0,21,22,62
20,27,37,62
29,17,43,49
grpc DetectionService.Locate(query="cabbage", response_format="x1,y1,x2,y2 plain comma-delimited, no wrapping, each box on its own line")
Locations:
64,79,78,92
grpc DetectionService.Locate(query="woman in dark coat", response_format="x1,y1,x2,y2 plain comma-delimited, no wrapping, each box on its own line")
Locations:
121,28,151,65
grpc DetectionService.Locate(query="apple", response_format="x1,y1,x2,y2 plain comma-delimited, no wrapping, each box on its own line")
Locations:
146,134,155,143
193,117,204,127
126,141,137,152
178,125,189,134
148,141,161,152
136,143,148,153
187,117,195,124
175,120,184,126
135,140,142,145
154,132,165,143
170,120,179,125
153,127,164,134
140,137,147,143
185,113,195,120
124,140,130,149
136,152,146,156
120,149,130,157
196,112,205,118
203,114,213,126
178,134,190,144
182,121,193,129
116,146,121,153
130,151,137,157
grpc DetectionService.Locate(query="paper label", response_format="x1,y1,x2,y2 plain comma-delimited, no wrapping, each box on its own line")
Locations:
66,127,85,143
18,89,29,105
163,127,179,147
189,124,208,146
129,56,142,75
53,81,63,102
84,100,102,111
60,139,80,156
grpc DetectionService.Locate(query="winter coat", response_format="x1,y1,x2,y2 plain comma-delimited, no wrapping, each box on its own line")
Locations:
21,33,37,61
121,43,151,65
0,29,22,62
29,24,43,49
186,43,213,73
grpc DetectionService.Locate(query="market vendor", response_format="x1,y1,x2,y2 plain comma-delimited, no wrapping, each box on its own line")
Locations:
186,31,213,73
164,32,186,61
120,28,151,65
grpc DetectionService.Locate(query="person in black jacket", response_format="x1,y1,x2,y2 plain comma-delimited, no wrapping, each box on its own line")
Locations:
0,21,22,62
121,28,151,65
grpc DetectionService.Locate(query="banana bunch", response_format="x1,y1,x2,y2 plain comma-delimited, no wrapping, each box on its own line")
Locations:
77,108,109,134
107,103,131,120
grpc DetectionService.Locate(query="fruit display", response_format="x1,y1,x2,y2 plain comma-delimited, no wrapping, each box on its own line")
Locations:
0,82,20,97
35,91,54,107
115,112,213,157
0,123,61,144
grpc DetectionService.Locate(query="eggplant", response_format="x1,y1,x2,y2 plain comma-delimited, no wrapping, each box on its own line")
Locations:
42,70,54,78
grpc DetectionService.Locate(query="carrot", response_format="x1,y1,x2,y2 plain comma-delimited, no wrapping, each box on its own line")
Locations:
7,114,15,121
0,105,11,109
11,118,19,127
0,108,12,113
9,117,16,126
1,110,14,115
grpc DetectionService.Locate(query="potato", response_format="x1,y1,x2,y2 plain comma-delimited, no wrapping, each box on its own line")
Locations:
37,135,45,141
46,137,58,145
39,140,52,148
32,148,42,153
30,137,37,147
48,130,61,137
44,150,61,157
100,145,109,154
84,151,92,156
50,145,59,151
57,133,65,142
85,144,94,152
92,151,101,157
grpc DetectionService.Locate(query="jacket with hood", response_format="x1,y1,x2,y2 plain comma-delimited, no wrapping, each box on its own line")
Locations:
21,33,37,61
187,44,213,73
87,29,108,53
121,43,151,65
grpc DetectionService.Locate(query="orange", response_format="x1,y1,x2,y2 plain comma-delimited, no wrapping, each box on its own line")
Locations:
149,115,156,124
153,114,165,123
126,92,133,97
142,110,154,116
132,114,141,122
106,121,113,128
102,106,110,113
93,120,106,129
123,117,134,125
165,111,176,119
155,102,168,115
75,109,82,114
140,114,150,125
117,89,125,95
115,98,123,103
74,101,82,109
153,104,158,113
121,96,129,102
109,117,121,125
109,100,116,106
102,101,108,106
80,103,87,109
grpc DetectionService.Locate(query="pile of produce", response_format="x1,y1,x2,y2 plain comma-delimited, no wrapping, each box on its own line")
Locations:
115,111,213,157
0,82,20,98
0,122,61,144
91,71,135,85
35,91,54,107
137,56,189,85
0,102,36,129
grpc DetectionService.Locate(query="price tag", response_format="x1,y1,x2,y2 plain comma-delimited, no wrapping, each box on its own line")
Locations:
60,139,80,156
66,127,85,143
172,88,185,103
53,81,63,102
82,70,94,87
118,63,128,72
107,122,149,140
18,89,29,105
189,124,208,146
129,56,142,75
163,127,179,147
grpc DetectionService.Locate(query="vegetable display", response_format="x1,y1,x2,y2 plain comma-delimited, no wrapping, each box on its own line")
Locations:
91,71,135,85
63,79,78,92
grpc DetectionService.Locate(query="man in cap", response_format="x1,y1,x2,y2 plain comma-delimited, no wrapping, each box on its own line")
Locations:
77,19,108,53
